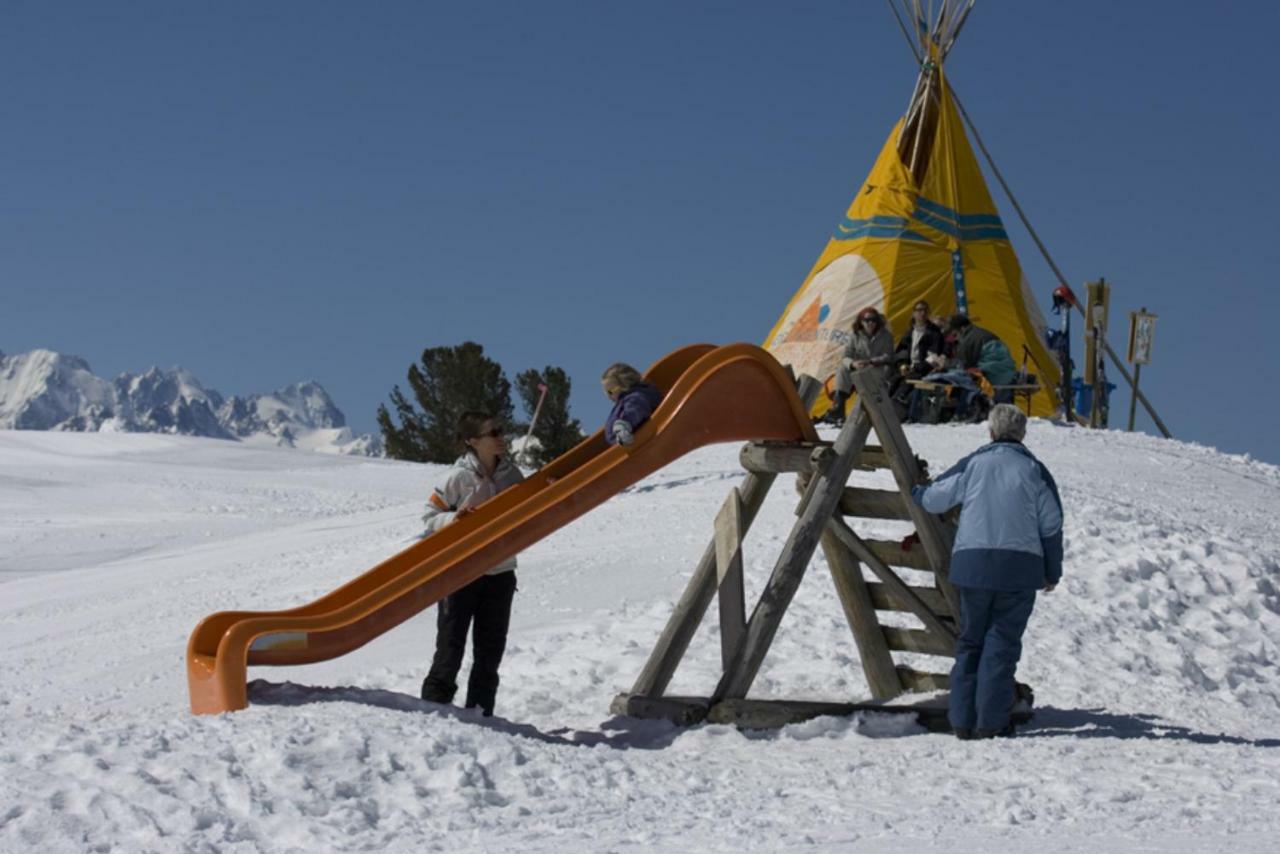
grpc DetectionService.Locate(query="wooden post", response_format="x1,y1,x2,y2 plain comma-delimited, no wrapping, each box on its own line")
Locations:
820,527,904,698
625,375,822,699
1084,279,1111,429
1127,362,1141,432
626,471,776,698
714,488,746,672
713,399,873,701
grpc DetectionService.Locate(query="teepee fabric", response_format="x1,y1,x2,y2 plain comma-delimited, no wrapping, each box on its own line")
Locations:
765,70,1061,417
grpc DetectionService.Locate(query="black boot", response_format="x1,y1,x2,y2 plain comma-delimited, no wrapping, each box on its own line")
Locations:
819,392,847,426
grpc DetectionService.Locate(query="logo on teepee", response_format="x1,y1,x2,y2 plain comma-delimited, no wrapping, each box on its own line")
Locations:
781,298,823,345
770,253,885,382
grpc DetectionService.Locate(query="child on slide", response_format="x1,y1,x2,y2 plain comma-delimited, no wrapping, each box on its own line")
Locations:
600,362,664,446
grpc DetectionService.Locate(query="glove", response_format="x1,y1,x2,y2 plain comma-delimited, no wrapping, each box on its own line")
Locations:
612,420,634,446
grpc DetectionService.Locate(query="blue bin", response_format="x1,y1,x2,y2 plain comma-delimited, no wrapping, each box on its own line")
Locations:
1071,378,1116,418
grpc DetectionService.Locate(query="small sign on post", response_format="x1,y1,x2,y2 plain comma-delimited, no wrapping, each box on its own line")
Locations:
1126,309,1157,431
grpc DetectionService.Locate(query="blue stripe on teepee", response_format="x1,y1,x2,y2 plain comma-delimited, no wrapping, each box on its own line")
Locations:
836,215,910,232
911,205,1008,241
914,196,1004,227
832,225,931,242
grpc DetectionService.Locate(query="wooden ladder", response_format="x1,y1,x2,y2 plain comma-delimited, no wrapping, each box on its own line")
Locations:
611,369,962,729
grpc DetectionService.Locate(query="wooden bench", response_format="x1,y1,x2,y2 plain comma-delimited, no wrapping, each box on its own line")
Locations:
904,377,1041,419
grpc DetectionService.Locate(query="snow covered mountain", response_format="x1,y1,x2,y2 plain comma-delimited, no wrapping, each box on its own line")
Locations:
0,348,379,455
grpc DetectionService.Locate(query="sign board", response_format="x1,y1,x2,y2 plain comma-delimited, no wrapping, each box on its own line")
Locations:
1127,310,1158,365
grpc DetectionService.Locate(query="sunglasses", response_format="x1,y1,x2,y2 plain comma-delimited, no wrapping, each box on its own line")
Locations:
475,427,504,439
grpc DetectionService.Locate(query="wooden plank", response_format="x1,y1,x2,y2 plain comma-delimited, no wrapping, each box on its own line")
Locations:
867,582,949,615
896,667,950,692
827,516,958,644
626,376,822,700
739,441,829,474
882,626,955,657
864,538,934,571
706,698,949,730
626,472,775,698
714,488,746,672
740,441,893,473
838,487,913,520
820,527,903,699
713,401,875,701
850,369,961,620
610,693,710,725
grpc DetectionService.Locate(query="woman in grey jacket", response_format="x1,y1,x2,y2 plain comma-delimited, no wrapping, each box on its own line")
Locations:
420,411,525,716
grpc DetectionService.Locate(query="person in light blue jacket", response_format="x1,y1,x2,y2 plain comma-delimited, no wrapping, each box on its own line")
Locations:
912,403,1064,739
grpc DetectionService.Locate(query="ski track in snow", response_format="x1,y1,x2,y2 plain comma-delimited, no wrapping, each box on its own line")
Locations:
1,426,1279,852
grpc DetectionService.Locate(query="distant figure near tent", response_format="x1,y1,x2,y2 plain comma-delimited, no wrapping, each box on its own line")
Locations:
764,2,1061,419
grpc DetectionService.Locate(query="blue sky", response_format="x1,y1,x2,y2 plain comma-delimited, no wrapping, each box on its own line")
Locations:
4,2,1278,463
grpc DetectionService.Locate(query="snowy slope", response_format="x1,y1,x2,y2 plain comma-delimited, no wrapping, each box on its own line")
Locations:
1,424,1278,852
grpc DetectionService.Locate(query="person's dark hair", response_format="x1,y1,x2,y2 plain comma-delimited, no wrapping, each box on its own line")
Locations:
456,410,496,450
947,313,972,332
855,306,884,331
913,300,930,313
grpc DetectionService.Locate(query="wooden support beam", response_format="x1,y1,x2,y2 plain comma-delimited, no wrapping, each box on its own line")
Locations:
739,440,829,474
896,667,950,692
609,693,710,725
882,626,955,657
714,488,746,672
838,487,914,520
864,538,934,571
739,442,895,474
850,370,962,619
626,471,776,698
625,375,823,700
826,516,957,644
706,698,951,731
714,402,875,701
820,527,903,699
867,582,950,615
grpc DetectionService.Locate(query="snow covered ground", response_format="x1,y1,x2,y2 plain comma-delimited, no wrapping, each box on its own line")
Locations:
2,423,1278,852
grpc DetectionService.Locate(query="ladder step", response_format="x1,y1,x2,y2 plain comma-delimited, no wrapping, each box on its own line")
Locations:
882,626,955,657
864,538,934,571
839,487,913,520
896,667,950,692
866,582,949,615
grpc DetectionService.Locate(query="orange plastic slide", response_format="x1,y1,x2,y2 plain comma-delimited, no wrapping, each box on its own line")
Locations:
187,343,817,714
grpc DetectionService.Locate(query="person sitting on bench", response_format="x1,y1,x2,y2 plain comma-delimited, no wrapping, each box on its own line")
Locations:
819,307,894,426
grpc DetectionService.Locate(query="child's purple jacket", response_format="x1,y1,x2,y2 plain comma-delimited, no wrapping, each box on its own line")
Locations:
604,382,664,445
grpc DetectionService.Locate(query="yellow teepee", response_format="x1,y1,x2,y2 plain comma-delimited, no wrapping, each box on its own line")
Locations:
766,2,1061,417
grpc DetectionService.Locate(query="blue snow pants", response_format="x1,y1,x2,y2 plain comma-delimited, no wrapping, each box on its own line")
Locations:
949,586,1037,732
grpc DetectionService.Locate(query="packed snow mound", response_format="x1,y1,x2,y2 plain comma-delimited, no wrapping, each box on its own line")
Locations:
0,348,379,455
1,424,1278,852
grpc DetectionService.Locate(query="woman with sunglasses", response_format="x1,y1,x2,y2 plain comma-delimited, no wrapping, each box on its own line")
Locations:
601,362,663,446
819,306,895,426
420,410,525,717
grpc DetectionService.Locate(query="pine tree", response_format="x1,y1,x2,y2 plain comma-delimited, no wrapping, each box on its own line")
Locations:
514,366,584,466
377,342,515,463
